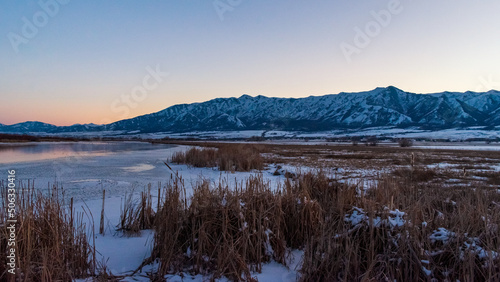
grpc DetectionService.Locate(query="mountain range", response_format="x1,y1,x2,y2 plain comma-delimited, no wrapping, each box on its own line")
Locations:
2,86,499,135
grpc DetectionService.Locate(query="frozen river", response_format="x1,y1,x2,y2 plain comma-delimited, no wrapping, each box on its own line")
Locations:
0,141,181,200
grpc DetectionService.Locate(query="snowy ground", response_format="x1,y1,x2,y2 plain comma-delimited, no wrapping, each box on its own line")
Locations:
75,159,303,281
414,145,500,151
13,126,500,141
78,186,303,281
1,142,302,281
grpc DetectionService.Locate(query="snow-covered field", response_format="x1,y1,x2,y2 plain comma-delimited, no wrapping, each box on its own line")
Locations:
415,145,500,151
13,126,500,141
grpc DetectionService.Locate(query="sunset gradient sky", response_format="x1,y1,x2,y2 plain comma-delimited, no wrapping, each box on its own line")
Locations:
1,0,499,126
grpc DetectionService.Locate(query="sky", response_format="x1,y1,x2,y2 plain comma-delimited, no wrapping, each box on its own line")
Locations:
1,0,500,126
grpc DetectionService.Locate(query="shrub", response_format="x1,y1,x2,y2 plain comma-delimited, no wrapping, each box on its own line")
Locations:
365,136,379,146
398,138,414,147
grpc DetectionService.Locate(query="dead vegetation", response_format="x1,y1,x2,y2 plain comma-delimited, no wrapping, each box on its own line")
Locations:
154,176,284,280
398,138,414,147
392,167,439,182
145,173,327,280
124,165,500,281
166,141,500,187
302,173,500,281
117,184,156,236
0,182,97,281
171,144,265,171
3,140,499,281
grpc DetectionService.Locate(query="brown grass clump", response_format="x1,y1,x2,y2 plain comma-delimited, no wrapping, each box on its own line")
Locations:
171,144,264,171
300,174,500,281
0,182,96,281
149,176,286,281
145,171,361,280
146,177,187,276
171,147,218,168
117,184,156,236
392,167,439,182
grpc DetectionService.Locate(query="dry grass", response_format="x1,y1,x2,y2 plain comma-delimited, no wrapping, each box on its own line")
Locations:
144,140,500,281
171,144,265,171
4,139,499,280
392,167,439,182
139,167,500,281
474,170,500,185
156,140,500,182
0,182,97,281
300,174,500,281
171,147,218,168
148,176,285,280
117,184,156,236
144,172,336,280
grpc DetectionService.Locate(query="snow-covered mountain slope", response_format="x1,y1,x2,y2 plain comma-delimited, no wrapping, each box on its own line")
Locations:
1,121,58,133
2,86,500,134
104,86,500,132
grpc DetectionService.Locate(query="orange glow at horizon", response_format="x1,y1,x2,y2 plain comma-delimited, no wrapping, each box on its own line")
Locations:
1,1,500,126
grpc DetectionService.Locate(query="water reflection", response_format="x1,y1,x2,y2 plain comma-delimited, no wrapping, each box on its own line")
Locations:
0,142,169,164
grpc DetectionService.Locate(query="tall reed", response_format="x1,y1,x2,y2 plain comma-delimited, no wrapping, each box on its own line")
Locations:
0,181,96,281
171,144,264,171
144,170,500,281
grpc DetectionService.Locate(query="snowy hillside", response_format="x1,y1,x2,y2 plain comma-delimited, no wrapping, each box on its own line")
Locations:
2,86,500,134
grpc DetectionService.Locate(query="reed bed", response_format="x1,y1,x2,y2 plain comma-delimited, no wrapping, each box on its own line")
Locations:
3,142,499,281
301,175,500,281
133,169,500,281
3,168,496,281
171,144,264,171
0,181,97,281
146,176,287,280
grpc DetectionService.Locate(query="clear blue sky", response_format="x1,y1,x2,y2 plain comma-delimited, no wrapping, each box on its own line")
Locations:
1,0,499,125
